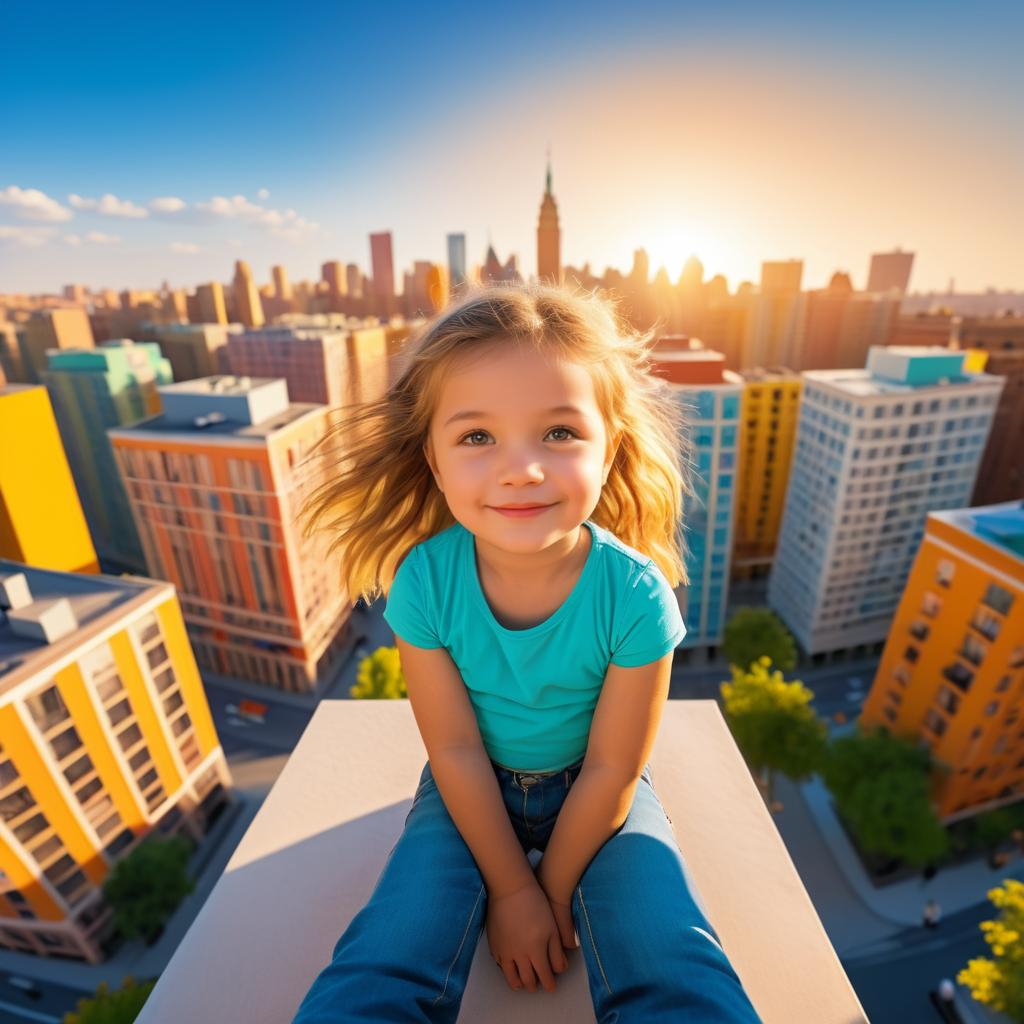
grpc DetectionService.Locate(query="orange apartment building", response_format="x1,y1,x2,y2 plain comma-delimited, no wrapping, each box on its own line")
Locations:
0,563,231,961
860,501,1024,821
107,376,353,696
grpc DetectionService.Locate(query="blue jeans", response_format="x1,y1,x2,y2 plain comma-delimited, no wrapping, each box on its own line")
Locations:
293,757,762,1022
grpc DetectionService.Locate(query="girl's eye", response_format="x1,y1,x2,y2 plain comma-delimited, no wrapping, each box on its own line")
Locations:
457,426,578,446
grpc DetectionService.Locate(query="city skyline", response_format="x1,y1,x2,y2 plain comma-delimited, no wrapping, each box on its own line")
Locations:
2,2,1022,294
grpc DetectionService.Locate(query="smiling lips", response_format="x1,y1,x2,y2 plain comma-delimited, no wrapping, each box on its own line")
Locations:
490,503,553,517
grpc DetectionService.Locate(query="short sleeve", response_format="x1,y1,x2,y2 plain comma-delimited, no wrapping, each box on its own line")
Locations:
383,546,443,649
610,560,687,667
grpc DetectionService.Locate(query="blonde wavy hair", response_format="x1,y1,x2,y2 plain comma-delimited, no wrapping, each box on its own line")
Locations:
300,281,692,605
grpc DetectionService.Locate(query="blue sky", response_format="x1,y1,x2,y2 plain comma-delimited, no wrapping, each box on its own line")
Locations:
2,1,1021,294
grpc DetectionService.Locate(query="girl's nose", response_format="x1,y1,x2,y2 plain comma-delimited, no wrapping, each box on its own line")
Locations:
497,461,545,486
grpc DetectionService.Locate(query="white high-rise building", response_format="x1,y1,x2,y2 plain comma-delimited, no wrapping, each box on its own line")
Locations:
768,346,1005,656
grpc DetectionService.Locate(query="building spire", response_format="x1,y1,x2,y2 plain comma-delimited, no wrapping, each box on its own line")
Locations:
545,146,552,196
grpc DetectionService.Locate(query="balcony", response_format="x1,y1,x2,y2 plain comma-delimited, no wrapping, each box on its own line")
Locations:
138,701,865,1023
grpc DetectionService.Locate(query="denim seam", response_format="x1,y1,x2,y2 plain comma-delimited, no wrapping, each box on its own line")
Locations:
433,882,485,1007
577,884,612,995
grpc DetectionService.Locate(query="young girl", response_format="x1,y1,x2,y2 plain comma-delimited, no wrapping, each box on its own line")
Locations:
293,283,761,1023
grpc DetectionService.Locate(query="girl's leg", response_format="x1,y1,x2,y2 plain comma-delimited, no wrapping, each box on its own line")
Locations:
292,764,487,1024
571,766,763,1023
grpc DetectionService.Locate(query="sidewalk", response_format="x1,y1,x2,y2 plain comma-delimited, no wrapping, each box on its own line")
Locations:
801,773,1024,927
0,792,262,993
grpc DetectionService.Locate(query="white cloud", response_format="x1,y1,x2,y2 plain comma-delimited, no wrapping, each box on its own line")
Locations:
65,234,82,246
0,225,59,246
257,188,270,200
85,231,122,244
195,193,320,241
0,185,73,222
68,193,149,219
150,196,187,213
170,241,201,254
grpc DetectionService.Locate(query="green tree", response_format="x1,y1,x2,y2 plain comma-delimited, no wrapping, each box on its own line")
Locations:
63,975,156,1023
959,878,1024,1021
821,726,949,867
722,607,797,673
102,836,194,943
350,645,406,699
719,656,828,806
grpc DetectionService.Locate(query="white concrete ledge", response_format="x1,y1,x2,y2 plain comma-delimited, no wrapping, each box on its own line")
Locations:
139,700,867,1023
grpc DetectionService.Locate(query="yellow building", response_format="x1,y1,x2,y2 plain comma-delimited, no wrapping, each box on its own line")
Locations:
732,369,801,579
0,562,232,961
0,385,99,574
861,502,1024,821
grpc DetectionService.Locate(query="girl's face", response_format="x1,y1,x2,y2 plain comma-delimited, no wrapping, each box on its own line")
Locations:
424,339,616,554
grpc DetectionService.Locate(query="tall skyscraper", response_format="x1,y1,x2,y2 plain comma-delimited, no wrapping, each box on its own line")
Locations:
108,377,355,695
272,264,292,302
345,263,362,298
369,232,396,317
961,321,1024,506
802,273,855,371
536,157,562,284
21,310,95,384
866,249,915,293
746,260,806,369
732,369,801,579
43,342,172,572
860,502,1023,820
768,347,1005,656
151,323,231,383
233,261,265,329
195,282,228,325
0,385,99,573
0,563,231,961
447,234,467,290
649,345,742,648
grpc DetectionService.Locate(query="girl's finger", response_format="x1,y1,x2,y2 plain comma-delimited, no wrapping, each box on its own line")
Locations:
500,959,521,991
514,957,538,993
532,949,557,993
548,931,568,974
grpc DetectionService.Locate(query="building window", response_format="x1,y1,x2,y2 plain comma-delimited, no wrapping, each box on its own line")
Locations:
921,592,941,618
982,583,1015,617
971,609,1001,642
904,645,919,664
909,620,930,642
960,633,986,667
984,701,1001,717
936,560,955,587
923,709,947,736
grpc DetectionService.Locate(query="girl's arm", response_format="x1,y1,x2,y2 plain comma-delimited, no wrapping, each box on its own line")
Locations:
395,636,536,897
536,651,674,903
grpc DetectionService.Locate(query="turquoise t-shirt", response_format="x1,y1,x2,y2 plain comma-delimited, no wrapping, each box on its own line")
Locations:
382,519,686,772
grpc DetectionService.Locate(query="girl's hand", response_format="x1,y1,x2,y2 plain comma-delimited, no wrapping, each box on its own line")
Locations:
485,880,568,993
546,893,577,953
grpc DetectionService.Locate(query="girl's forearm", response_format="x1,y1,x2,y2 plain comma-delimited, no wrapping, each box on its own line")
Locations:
536,763,640,901
429,746,538,899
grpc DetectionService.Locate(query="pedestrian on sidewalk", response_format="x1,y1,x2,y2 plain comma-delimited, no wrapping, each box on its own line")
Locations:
922,898,942,929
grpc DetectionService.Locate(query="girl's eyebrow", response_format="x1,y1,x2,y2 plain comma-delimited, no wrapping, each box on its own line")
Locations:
443,404,587,428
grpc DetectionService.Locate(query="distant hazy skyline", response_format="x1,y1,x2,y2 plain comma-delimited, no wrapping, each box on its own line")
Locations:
2,1,1021,294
